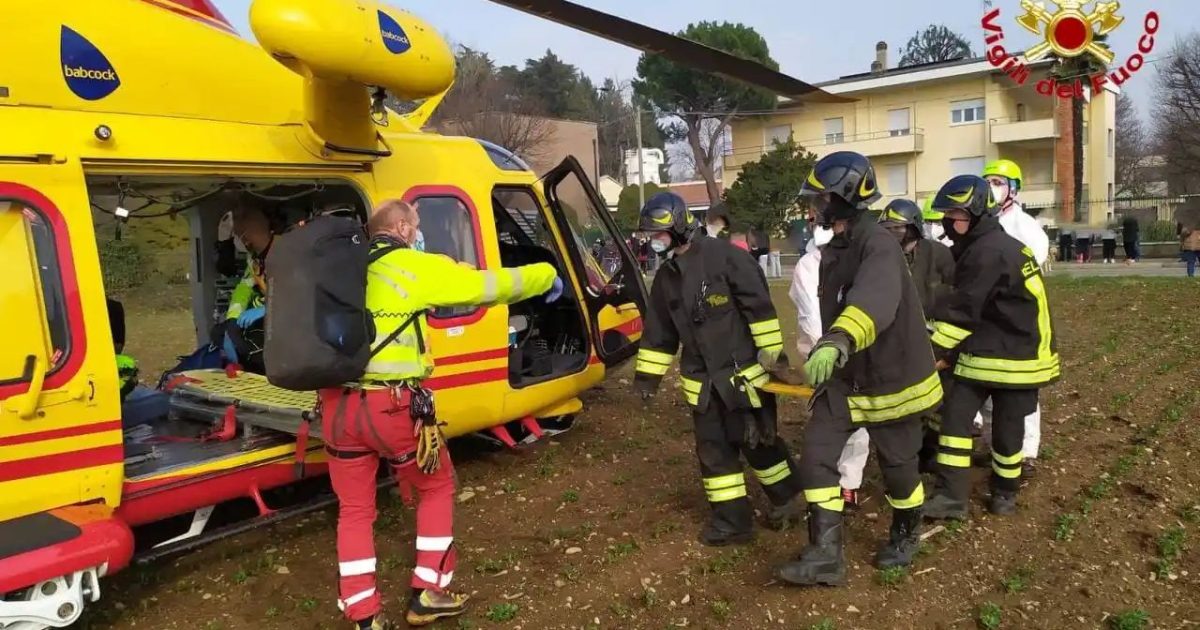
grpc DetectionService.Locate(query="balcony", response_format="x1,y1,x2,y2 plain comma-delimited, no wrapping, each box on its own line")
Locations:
990,117,1058,145
815,128,925,158
1017,182,1061,209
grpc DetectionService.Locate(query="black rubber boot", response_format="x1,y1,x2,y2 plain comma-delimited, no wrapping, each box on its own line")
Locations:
987,490,1017,515
776,506,846,586
875,507,922,569
925,468,970,520
699,521,754,547
765,494,804,531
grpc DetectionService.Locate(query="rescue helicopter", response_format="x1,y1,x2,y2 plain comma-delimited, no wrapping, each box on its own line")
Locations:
0,0,842,626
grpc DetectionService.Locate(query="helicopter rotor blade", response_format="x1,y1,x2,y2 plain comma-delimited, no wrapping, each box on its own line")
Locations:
481,0,851,103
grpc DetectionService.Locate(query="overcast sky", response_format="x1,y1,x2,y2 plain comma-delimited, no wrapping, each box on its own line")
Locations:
212,0,1195,117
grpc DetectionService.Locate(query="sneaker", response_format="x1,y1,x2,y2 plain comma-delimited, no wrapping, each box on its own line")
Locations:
406,590,470,627
841,488,860,511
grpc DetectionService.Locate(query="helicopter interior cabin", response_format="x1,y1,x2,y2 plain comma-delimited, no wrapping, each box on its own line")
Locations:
82,173,594,477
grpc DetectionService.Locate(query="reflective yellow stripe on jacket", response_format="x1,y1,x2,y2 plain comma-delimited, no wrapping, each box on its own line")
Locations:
831,305,877,351
636,348,673,377
680,377,702,406
954,272,1058,386
749,318,784,352
847,371,943,424
930,321,971,350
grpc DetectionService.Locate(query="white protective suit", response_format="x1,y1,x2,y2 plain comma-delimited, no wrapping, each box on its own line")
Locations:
788,227,870,490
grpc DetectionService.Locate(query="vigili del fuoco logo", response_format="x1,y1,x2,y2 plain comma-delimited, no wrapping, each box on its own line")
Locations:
982,1,1160,99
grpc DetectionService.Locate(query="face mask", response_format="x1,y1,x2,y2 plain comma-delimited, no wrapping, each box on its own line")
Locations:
706,224,723,238
650,239,670,253
812,226,834,247
412,229,426,252
928,222,946,241
990,184,1009,208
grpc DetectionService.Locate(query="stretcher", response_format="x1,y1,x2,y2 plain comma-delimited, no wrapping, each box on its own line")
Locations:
166,369,322,440
762,381,815,399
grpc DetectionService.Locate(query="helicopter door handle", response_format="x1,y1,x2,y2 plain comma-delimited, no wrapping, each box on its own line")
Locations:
12,355,47,419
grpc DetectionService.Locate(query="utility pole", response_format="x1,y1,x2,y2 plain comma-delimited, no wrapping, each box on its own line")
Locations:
634,105,645,211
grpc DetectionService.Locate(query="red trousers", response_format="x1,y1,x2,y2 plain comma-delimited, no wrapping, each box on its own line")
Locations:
320,386,457,622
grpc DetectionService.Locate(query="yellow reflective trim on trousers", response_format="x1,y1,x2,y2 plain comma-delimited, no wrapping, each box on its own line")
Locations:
938,453,971,468
939,435,972,450
992,462,1022,479
702,473,744,490
886,482,925,509
707,485,748,502
848,372,943,424
816,498,845,512
753,461,791,485
637,349,674,365
635,360,669,376
749,318,782,335
805,487,841,504
993,451,1024,465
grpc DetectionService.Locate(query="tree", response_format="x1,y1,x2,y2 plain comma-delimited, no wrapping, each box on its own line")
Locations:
511,50,599,121
1154,33,1200,195
428,46,554,160
635,22,778,204
898,25,975,67
722,137,818,234
614,182,666,233
1115,92,1150,198
1050,34,1109,221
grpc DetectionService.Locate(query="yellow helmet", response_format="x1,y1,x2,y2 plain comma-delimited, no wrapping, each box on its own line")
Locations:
922,195,943,221
982,159,1023,191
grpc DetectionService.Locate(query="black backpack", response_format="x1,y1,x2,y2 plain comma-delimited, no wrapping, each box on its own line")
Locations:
264,215,411,391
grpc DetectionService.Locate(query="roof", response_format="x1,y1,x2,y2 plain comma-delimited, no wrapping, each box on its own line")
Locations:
666,180,721,208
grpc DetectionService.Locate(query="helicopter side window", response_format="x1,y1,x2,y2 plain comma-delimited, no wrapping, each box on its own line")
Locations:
412,194,481,320
0,200,71,384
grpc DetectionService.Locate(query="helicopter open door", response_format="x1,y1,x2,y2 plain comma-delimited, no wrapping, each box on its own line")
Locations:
542,157,648,367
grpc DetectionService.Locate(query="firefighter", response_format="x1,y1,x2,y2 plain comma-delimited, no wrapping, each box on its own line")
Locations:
923,175,1060,519
776,152,942,587
979,159,1050,472
321,200,562,629
877,199,957,472
633,192,803,546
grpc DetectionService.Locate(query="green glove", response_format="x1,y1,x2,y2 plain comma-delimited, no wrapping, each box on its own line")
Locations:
803,346,841,387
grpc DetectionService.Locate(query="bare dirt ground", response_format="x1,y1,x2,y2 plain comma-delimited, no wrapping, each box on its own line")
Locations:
80,278,1200,630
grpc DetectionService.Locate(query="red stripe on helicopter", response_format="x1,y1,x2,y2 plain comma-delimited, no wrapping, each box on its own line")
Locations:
0,420,122,447
434,348,509,367
138,0,237,34
0,445,123,483
425,368,510,391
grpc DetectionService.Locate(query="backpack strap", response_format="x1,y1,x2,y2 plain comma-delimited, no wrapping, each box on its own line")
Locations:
365,243,426,360
368,243,401,264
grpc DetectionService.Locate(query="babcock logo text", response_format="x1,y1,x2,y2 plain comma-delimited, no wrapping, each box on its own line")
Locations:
60,25,120,101
378,10,412,55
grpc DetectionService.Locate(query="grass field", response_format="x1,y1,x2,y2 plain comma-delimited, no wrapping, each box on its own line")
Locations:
85,277,1200,630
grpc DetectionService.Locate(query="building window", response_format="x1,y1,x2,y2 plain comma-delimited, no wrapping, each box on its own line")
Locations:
1108,183,1114,201
1107,128,1115,158
885,163,908,195
1,201,70,383
888,108,911,136
950,98,986,125
950,156,985,176
1082,121,1089,146
824,118,844,145
765,124,792,147
412,195,480,319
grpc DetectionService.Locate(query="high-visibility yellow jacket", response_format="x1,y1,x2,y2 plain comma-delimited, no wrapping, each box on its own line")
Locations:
364,243,557,382
225,257,266,320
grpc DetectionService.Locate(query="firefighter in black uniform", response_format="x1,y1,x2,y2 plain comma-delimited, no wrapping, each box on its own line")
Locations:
776,152,943,587
633,192,803,546
878,198,957,471
922,175,1060,518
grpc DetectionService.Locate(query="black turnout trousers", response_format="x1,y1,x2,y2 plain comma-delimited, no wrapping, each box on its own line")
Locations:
935,381,1038,495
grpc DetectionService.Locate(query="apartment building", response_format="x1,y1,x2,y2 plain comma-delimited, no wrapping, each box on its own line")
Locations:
724,43,1117,226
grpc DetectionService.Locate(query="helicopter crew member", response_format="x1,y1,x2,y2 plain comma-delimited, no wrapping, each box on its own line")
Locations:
322,200,562,629
777,152,942,587
979,159,1050,470
923,176,1060,519
633,192,803,546
877,199,957,471
224,200,274,330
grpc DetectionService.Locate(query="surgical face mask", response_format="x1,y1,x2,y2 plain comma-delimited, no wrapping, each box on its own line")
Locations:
412,229,426,252
927,222,946,241
812,226,834,247
990,184,1009,208
706,224,724,238
649,239,670,254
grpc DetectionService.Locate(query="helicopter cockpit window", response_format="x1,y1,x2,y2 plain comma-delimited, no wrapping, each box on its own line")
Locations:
546,174,617,295
0,201,70,383
476,139,532,173
413,195,480,319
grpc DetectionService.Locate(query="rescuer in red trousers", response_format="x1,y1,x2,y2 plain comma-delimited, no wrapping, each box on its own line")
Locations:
324,200,560,629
